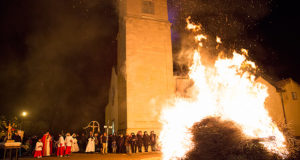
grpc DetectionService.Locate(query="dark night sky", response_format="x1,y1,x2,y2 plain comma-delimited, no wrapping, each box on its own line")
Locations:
0,0,299,135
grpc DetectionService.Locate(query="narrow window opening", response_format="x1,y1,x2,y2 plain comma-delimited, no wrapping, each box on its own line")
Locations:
142,0,154,15
291,92,297,100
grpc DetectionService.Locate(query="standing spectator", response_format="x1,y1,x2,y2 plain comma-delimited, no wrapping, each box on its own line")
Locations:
23,139,31,155
108,134,112,153
57,134,65,157
78,133,87,153
33,139,43,158
137,131,143,152
124,133,131,153
99,134,103,154
143,131,150,152
130,133,137,153
12,132,22,156
150,131,157,151
112,137,117,153
102,133,108,154
30,136,38,155
94,133,100,153
71,133,79,153
12,132,22,142
117,134,125,153
52,135,58,155
111,133,117,153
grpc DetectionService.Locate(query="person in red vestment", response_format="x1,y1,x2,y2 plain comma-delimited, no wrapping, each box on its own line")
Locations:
41,132,53,156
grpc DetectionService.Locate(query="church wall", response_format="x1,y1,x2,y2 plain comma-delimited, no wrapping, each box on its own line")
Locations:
115,0,174,134
277,79,300,136
125,17,173,134
117,19,128,132
105,68,119,134
255,77,285,125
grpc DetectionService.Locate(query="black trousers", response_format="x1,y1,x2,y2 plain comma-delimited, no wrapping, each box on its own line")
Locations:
130,143,137,153
137,143,142,152
80,143,86,152
144,144,149,152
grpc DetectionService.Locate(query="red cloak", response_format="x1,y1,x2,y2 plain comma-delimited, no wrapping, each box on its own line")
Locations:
41,133,53,156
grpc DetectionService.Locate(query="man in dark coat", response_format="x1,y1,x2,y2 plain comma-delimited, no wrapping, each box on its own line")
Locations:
78,133,87,153
12,132,22,142
94,133,100,153
99,134,103,153
117,134,125,153
136,131,143,152
150,131,157,151
143,131,150,152
12,132,22,156
124,133,131,153
130,133,137,153
30,136,38,155
109,133,116,153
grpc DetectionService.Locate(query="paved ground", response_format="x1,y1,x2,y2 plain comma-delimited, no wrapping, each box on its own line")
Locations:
20,152,162,160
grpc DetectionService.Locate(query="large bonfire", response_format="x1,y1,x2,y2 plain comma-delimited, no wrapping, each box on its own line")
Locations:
159,17,289,160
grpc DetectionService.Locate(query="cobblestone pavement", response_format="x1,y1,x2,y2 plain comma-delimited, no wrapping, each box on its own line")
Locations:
20,152,162,160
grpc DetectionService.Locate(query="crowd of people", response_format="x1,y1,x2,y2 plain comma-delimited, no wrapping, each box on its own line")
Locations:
0,130,158,158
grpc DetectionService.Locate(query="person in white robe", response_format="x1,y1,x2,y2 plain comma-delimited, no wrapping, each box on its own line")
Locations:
64,133,73,156
85,134,95,153
71,133,80,152
34,139,43,158
57,134,65,157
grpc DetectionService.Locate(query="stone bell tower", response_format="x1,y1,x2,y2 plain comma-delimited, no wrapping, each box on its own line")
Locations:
106,0,174,134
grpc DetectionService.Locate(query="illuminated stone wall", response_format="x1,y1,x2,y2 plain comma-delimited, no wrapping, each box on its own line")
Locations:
105,67,118,134
277,78,300,137
106,0,174,134
255,77,285,125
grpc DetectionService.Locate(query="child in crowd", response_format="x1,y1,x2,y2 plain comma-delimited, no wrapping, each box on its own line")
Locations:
64,133,72,157
34,139,43,158
57,134,65,157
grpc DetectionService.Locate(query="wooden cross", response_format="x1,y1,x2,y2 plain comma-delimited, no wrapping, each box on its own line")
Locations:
83,121,100,134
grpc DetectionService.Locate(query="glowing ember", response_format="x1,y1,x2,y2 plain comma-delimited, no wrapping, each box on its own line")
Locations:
216,36,222,44
159,18,288,160
195,34,207,42
186,16,201,31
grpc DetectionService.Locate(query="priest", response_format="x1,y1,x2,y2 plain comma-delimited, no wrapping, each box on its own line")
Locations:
41,131,53,156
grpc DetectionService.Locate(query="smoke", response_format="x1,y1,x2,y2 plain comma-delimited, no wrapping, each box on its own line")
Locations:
168,0,273,76
0,0,118,135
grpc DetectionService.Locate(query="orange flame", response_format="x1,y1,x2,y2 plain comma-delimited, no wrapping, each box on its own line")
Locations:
159,18,288,160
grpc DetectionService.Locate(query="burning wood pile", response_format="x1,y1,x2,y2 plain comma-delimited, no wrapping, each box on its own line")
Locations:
159,17,299,160
186,117,281,160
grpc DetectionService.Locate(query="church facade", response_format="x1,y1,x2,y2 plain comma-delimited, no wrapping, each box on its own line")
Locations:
105,0,174,134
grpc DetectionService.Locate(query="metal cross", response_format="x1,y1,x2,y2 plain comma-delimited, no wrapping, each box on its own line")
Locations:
103,120,112,144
